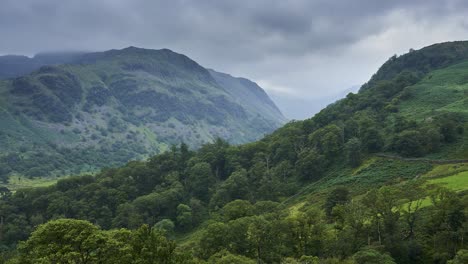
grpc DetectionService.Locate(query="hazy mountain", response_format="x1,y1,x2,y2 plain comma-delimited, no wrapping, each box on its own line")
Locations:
0,47,285,179
270,85,360,120
0,52,86,79
208,69,285,122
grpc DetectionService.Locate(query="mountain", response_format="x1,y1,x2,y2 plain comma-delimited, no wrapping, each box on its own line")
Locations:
0,52,86,79
208,69,284,122
269,85,360,120
0,47,286,181
1,41,468,263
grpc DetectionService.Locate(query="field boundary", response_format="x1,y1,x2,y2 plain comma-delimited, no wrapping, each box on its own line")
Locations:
375,153,468,164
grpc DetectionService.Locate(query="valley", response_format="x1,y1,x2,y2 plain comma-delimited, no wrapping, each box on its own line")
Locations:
0,41,467,263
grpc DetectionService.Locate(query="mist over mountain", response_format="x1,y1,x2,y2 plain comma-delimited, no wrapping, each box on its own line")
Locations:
0,47,286,179
270,85,360,120
0,51,86,79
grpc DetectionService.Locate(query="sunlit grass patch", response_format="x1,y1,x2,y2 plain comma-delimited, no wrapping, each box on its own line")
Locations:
4,175,62,191
422,163,468,178
287,201,306,217
426,171,468,192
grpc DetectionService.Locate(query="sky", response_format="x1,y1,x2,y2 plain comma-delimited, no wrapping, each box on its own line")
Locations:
1,0,468,119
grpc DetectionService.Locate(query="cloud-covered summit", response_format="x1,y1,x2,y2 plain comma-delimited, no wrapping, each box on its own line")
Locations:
2,0,468,118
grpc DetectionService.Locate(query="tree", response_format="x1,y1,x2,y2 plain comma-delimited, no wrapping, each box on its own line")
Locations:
399,182,425,240
324,187,350,218
14,220,189,264
154,219,175,236
112,203,144,229
448,250,468,264
332,201,370,257
129,225,178,264
15,219,107,264
210,169,251,208
176,204,193,231
439,119,458,143
393,116,417,133
427,188,466,260
223,217,255,256
353,248,396,264
282,256,320,264
392,130,425,157
198,138,230,179
361,127,383,153
186,162,216,202
309,124,343,159
247,216,274,263
362,187,401,249
295,149,326,181
421,126,441,153
189,198,207,227
199,222,229,258
221,200,254,222
208,249,255,264
286,208,326,258
344,137,362,167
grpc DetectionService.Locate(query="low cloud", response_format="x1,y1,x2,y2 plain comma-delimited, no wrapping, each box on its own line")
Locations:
1,0,468,118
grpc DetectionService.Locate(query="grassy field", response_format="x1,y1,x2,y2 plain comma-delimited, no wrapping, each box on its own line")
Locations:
399,60,468,120
422,163,468,178
400,169,468,210
4,175,62,191
426,170,468,191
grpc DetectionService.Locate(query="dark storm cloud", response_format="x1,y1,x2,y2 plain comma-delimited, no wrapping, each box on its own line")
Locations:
1,0,468,118
0,0,461,56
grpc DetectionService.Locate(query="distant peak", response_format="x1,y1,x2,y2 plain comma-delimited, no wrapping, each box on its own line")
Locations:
34,50,87,58
122,46,140,51
120,46,174,54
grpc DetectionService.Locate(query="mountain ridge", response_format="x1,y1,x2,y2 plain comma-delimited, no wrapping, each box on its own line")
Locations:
0,47,286,181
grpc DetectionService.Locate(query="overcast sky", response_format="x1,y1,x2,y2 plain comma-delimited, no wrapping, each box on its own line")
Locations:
1,0,468,119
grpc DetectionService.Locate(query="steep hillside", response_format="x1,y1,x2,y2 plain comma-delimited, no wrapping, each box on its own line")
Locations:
208,69,284,122
1,41,467,263
0,47,285,181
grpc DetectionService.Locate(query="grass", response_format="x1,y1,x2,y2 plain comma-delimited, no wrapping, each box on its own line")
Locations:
388,59,468,160
328,158,432,189
422,163,468,178
426,171,468,192
287,201,306,217
4,175,62,191
401,170,468,210
399,60,468,120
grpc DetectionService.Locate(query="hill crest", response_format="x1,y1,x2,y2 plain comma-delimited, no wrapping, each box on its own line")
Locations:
0,47,286,180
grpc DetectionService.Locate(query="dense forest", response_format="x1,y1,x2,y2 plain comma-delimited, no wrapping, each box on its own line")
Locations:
1,41,468,263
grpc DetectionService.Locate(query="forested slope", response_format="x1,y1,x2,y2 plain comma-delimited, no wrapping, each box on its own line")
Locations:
1,41,468,263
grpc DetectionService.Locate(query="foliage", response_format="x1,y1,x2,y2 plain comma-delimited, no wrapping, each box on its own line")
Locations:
0,47,286,182
9,219,191,264
324,187,350,218
353,248,396,264
448,250,468,264
1,41,468,263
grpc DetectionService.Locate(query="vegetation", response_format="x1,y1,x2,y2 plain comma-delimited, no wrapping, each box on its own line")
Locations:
0,47,286,183
0,42,468,263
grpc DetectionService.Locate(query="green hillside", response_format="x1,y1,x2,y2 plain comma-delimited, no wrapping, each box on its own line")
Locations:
0,47,286,183
1,41,468,263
